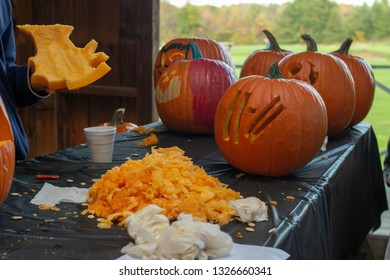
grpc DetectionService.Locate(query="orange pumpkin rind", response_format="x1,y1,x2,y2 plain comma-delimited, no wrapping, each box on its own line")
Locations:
0,140,15,207
17,24,111,90
0,97,14,143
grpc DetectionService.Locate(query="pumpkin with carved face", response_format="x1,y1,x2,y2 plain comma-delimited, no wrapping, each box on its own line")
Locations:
155,56,237,134
278,34,356,137
154,37,235,87
214,63,327,177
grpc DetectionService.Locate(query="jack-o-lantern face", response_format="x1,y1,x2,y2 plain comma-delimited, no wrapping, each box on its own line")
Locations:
214,68,327,177
155,58,237,134
155,43,189,79
154,37,235,87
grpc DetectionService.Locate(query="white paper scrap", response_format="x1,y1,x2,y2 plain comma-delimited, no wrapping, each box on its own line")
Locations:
30,182,88,206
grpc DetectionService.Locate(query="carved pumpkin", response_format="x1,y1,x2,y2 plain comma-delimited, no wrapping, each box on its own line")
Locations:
278,34,356,137
214,63,327,177
154,37,235,87
0,97,15,207
331,38,375,126
240,29,292,78
155,44,237,134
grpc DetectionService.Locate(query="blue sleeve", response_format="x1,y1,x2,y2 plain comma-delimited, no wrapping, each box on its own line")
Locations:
3,19,44,108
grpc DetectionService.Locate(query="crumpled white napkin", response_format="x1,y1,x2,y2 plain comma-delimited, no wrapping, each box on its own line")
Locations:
229,196,268,223
121,205,233,260
30,182,88,205
120,204,289,260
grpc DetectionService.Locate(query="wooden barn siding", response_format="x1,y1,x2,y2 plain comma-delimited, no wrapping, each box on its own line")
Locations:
11,0,159,158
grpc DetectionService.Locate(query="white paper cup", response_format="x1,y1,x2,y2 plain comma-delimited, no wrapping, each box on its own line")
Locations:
84,126,116,163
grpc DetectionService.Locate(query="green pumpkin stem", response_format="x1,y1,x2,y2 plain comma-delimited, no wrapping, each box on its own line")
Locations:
263,29,285,52
186,41,203,59
265,62,283,79
301,34,318,51
332,37,353,55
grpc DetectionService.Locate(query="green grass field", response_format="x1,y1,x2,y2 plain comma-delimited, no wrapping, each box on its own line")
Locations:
230,44,390,164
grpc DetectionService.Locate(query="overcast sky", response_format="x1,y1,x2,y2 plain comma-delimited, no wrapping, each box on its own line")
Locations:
167,0,376,7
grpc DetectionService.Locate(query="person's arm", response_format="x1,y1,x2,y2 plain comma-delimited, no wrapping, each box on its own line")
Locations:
3,13,49,108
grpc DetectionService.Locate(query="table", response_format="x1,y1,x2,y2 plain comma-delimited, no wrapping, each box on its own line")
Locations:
0,122,388,260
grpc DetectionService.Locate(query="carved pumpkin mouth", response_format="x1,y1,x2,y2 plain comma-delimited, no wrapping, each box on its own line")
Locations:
285,61,319,85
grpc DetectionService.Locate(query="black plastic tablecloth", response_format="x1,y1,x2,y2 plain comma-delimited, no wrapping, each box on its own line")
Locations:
0,122,388,259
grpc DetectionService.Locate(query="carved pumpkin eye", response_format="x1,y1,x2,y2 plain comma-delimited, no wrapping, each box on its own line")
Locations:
162,51,185,69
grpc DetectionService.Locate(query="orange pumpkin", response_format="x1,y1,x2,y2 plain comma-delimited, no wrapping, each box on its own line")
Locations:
0,97,14,142
155,44,237,134
0,97,15,207
0,140,15,207
331,37,375,126
240,29,292,78
154,37,235,87
214,63,328,177
278,34,356,137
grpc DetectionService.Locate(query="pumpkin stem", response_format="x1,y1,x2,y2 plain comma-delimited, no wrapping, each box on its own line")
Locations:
263,29,285,52
185,41,203,59
110,108,125,126
332,37,353,55
301,34,318,51
265,62,283,79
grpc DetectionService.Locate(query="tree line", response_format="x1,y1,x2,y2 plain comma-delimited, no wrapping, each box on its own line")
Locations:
160,0,390,45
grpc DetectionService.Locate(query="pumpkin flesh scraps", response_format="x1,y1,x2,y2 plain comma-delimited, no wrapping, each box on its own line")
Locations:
85,146,240,228
17,24,111,90
138,133,159,146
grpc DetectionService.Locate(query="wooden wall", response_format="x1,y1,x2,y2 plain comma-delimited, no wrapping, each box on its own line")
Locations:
11,0,159,158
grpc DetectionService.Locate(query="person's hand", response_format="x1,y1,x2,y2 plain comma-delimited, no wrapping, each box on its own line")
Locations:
31,83,56,95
